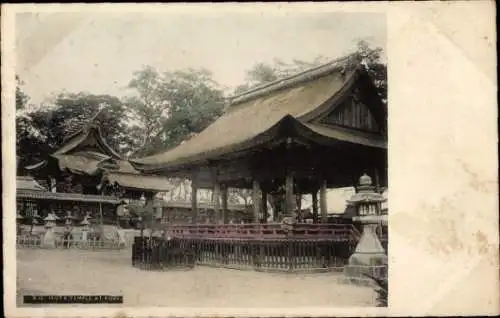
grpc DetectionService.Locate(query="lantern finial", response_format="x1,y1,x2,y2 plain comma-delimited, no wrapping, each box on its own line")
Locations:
359,173,372,186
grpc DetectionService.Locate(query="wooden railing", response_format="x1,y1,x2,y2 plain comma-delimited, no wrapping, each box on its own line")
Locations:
132,236,355,272
161,223,360,241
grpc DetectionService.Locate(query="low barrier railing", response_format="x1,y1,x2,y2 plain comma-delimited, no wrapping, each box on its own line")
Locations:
132,235,356,272
16,234,42,248
16,234,124,250
132,237,196,270
162,223,360,241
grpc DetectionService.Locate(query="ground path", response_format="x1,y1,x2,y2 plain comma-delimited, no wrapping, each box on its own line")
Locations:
17,249,377,307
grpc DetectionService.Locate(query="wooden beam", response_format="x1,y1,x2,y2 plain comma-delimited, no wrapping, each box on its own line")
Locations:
221,185,229,224
252,179,261,223
319,179,328,223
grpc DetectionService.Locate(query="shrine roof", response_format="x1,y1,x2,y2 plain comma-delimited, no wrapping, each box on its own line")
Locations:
101,171,173,193
16,176,46,191
25,125,172,193
131,53,387,173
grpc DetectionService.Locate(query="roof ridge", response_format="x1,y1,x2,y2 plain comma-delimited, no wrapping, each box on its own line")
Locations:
229,53,361,106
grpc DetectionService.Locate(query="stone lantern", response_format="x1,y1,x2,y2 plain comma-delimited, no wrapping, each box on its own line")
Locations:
64,211,76,226
44,212,58,228
42,213,58,248
80,213,92,241
350,173,385,217
345,173,387,280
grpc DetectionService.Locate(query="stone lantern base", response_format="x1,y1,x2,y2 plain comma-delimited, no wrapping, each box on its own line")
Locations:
42,227,56,248
344,223,387,285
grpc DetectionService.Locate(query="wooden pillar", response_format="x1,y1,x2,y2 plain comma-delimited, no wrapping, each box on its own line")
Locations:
296,193,302,222
285,174,294,218
312,189,319,223
213,182,221,224
252,180,261,223
191,178,198,224
261,190,268,223
221,185,229,224
319,179,328,223
374,168,381,193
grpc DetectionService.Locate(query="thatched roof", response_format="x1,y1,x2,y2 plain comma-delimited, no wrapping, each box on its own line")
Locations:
131,54,386,173
102,172,173,193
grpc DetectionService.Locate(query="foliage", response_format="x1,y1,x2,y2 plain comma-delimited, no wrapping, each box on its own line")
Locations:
16,75,30,111
227,188,253,207
233,56,329,95
16,93,132,171
126,67,225,157
364,274,388,307
123,66,171,152
356,40,387,104
48,93,132,153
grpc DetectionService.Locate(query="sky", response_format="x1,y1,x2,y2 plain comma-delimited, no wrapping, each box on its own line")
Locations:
16,9,386,105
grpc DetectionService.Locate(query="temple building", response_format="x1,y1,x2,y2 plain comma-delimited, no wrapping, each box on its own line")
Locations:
24,123,172,198
20,123,173,222
130,53,388,224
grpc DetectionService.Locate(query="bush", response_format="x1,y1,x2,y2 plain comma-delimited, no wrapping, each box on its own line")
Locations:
364,274,388,307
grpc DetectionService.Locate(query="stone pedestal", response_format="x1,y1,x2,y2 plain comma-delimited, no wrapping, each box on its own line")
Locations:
348,223,386,265
345,217,387,285
42,227,56,248
43,213,57,248
81,228,88,241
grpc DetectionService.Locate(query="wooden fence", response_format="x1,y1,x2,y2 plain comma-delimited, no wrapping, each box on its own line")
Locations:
162,223,361,241
132,236,353,272
132,223,363,273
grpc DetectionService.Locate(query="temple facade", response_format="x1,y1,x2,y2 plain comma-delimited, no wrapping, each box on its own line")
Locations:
130,53,388,225
19,123,173,223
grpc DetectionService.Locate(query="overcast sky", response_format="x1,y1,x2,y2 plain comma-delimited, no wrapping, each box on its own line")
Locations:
16,9,386,105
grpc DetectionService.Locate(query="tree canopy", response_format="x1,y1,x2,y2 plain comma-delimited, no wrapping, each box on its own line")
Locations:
15,40,386,186
126,68,225,158
16,75,30,111
16,93,132,172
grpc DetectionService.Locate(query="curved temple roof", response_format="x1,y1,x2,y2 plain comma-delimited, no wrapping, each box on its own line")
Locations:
131,54,387,173
25,124,173,193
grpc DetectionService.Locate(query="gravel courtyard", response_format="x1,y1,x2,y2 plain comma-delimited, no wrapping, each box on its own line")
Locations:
17,249,377,307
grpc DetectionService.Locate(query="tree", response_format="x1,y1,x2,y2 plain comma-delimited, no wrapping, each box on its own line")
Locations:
355,40,387,104
16,75,29,111
45,93,132,154
124,66,171,153
16,93,132,172
126,67,226,157
227,188,253,207
233,56,329,95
